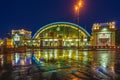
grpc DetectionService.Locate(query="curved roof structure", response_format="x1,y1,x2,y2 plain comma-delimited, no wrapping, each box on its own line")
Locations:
33,22,90,39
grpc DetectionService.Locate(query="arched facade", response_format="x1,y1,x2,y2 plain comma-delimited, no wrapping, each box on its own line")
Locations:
33,22,90,47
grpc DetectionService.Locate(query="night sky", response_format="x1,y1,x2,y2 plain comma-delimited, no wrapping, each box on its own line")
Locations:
0,0,120,38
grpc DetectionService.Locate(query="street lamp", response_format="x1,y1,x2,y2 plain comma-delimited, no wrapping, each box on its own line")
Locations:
74,0,83,24
74,0,83,49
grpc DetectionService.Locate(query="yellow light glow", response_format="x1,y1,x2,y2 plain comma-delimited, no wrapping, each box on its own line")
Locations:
75,5,78,11
74,0,83,12
94,26,96,30
78,2,82,7
111,66,114,71
112,25,115,28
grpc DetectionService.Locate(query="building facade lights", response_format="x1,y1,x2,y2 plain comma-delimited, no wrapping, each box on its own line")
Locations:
3,21,119,49
91,22,116,47
33,22,90,48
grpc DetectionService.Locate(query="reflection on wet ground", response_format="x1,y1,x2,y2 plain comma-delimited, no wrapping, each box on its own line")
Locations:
0,49,120,80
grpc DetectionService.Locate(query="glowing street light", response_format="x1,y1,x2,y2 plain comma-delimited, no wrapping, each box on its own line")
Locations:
74,0,83,48
74,0,83,24
75,0,83,24
78,1,82,7
75,6,79,11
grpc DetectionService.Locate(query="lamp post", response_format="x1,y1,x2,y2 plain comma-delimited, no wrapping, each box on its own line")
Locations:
74,0,82,25
74,0,83,49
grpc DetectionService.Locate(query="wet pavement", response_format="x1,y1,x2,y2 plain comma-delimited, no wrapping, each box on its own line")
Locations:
0,49,120,80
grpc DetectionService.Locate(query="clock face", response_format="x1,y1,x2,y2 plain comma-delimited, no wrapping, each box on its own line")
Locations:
56,27,60,31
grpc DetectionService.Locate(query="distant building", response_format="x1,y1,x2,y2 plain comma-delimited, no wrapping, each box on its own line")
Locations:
91,22,116,46
115,28,120,46
12,29,32,39
11,29,32,47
